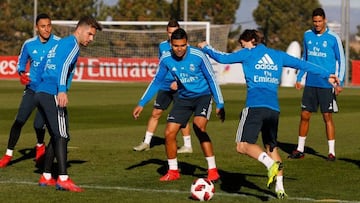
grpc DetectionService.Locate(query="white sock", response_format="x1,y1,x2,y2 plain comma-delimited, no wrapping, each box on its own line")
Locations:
257,152,274,170
275,176,285,192
206,156,216,169
143,131,153,144
297,136,306,152
5,149,13,157
168,158,178,170
328,140,335,156
59,175,69,181
183,135,192,148
43,172,52,180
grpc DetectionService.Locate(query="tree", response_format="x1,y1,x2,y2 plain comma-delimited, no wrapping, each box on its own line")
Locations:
110,0,240,50
111,0,239,23
0,0,240,55
111,0,171,22
253,0,320,51
0,0,102,55
185,0,240,24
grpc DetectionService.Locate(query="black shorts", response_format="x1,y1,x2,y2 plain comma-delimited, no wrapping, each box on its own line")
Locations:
167,95,212,128
301,86,338,113
235,107,279,150
153,90,178,110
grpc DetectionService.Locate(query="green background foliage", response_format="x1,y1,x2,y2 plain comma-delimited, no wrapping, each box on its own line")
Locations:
0,0,240,55
253,0,321,51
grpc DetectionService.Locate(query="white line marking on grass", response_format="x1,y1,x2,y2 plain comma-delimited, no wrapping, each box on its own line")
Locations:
1,180,359,203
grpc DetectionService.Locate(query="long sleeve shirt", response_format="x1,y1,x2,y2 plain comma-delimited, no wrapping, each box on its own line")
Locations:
138,46,224,109
202,44,332,112
297,27,345,87
37,35,79,95
17,34,61,91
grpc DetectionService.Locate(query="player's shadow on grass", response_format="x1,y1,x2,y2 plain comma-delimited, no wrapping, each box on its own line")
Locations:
33,159,87,177
5,148,36,167
149,136,165,148
125,158,278,200
9,148,86,175
339,158,360,168
277,141,329,160
218,169,277,201
9,148,86,174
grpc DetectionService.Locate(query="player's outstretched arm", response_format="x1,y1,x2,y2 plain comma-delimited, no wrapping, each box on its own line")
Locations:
133,106,143,120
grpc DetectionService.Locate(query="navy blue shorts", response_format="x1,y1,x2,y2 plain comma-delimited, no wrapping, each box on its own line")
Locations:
235,107,279,150
167,95,212,128
153,90,178,110
301,86,338,113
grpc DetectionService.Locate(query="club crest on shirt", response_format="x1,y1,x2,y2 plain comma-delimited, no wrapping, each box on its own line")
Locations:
322,41,327,48
189,64,195,72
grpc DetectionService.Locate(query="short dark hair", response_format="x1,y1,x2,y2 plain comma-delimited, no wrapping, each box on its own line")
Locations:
171,28,188,41
312,7,326,18
238,29,264,46
36,13,51,25
76,16,102,31
167,19,180,28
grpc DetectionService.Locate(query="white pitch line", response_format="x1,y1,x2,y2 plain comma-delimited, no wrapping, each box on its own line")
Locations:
0,180,359,203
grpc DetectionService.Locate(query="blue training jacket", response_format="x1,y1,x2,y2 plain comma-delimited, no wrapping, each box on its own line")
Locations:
202,44,332,112
297,27,346,87
37,35,79,95
158,40,176,91
138,46,224,109
17,34,61,91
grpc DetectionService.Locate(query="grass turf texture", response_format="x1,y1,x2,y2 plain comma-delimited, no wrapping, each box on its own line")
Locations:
0,80,359,203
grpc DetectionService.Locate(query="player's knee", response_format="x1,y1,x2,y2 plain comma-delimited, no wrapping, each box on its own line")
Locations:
164,128,177,141
151,109,163,119
322,113,333,122
236,142,246,154
193,123,211,143
301,111,311,121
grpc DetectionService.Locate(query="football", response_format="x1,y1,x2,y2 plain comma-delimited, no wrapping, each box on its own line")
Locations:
190,178,215,201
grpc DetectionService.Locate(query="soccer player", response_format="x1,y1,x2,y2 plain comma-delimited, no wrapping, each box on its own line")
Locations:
198,29,339,199
0,13,60,168
36,16,102,192
288,8,345,161
133,28,225,182
133,20,193,153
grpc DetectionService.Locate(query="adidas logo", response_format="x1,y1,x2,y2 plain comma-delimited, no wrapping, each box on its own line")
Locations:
32,49,38,54
255,54,278,70
200,108,207,116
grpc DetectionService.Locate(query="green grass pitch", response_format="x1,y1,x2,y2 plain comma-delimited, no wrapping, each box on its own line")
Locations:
0,80,359,203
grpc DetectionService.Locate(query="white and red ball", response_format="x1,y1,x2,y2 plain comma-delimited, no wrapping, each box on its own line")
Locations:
190,178,215,201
